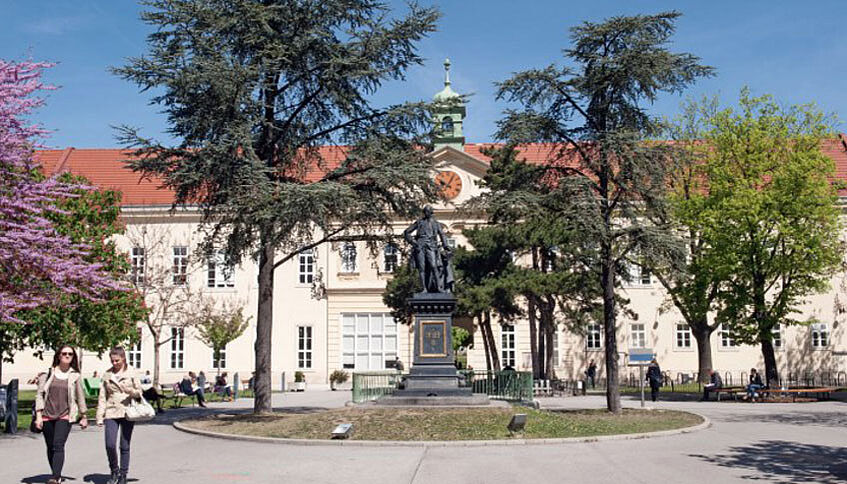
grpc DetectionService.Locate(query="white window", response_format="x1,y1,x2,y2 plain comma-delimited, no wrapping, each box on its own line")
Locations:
640,266,652,285
212,345,226,369
298,326,313,369
812,323,829,348
625,260,651,286
341,313,398,370
130,247,145,285
383,243,398,273
170,327,184,369
720,327,737,348
675,323,692,349
172,246,188,285
586,324,602,350
128,342,142,369
501,325,516,368
298,249,315,284
630,323,646,349
772,324,782,349
207,249,235,288
340,243,357,273
552,331,559,366
446,237,457,249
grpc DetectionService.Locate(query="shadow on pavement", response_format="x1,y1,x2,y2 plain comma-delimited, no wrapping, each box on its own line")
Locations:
21,475,76,483
690,440,847,484
719,412,847,427
83,474,138,484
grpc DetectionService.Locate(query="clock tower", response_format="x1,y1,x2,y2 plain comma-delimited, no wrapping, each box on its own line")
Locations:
432,58,466,151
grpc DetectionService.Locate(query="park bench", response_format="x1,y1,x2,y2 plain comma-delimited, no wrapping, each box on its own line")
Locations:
711,386,746,401
82,377,101,399
162,383,197,408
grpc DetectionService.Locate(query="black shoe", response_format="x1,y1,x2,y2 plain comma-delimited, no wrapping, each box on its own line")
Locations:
106,469,119,484
118,472,128,484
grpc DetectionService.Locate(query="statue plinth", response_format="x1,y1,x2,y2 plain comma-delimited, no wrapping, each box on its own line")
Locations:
392,292,473,397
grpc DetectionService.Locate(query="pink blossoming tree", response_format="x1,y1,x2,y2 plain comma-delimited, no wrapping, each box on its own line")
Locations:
0,60,124,324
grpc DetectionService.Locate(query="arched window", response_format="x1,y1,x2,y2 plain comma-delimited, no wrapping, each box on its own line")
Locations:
441,117,454,133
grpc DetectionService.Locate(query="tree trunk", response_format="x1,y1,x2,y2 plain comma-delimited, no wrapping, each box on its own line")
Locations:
478,314,493,373
692,325,714,384
254,240,275,413
482,311,500,372
151,328,161,386
601,241,621,414
528,296,540,379
760,336,779,387
540,296,556,380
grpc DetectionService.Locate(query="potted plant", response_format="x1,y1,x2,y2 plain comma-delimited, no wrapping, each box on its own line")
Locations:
294,371,306,391
329,370,349,391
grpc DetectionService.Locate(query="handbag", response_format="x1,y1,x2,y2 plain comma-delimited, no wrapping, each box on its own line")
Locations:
124,395,156,422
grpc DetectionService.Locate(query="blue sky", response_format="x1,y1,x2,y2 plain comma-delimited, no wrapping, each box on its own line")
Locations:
2,1,846,148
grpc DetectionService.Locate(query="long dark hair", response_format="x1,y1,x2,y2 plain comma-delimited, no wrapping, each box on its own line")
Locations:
51,345,81,373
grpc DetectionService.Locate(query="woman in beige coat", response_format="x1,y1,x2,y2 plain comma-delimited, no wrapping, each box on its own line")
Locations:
34,345,89,484
96,347,142,484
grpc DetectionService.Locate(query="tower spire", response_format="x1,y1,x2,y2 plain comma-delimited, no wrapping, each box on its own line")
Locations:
432,57,465,150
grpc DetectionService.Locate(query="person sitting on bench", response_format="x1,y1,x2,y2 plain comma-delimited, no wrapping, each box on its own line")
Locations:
214,372,233,401
179,372,207,407
701,369,723,401
746,368,763,401
142,386,165,413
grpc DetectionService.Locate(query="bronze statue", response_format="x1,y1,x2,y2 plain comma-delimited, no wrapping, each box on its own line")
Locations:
403,205,454,293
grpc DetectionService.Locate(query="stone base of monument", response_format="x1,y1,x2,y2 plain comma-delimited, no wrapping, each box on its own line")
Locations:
375,292,490,406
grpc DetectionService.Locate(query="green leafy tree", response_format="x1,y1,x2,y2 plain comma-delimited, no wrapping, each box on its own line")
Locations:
699,91,843,385
651,97,726,383
194,299,251,375
451,326,470,352
489,12,712,412
115,0,441,413
8,173,147,373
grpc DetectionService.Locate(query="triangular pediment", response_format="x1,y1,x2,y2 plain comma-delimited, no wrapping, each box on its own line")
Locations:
430,145,490,178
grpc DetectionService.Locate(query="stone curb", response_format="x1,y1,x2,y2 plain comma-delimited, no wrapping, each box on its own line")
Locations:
172,411,711,448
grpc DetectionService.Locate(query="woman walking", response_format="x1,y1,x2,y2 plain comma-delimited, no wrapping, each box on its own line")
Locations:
34,345,89,484
96,347,143,484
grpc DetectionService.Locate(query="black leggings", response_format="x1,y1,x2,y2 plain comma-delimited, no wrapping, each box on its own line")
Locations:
43,419,71,479
104,418,135,473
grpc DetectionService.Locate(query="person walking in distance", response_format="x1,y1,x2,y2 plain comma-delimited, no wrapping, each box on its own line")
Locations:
34,345,89,484
646,358,662,402
97,347,143,484
586,360,597,389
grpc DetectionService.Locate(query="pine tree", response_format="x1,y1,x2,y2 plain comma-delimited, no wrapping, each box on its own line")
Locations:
490,12,712,412
114,0,440,412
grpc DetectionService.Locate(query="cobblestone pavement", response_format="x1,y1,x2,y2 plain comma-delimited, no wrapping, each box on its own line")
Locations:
1,391,845,484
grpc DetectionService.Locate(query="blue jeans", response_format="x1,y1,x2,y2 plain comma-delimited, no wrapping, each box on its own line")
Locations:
746,384,762,398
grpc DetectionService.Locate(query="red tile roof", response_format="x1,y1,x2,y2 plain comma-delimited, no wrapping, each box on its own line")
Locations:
34,135,847,205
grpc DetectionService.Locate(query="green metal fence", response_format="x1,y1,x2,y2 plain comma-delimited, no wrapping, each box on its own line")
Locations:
351,369,534,403
352,371,401,403
459,370,534,402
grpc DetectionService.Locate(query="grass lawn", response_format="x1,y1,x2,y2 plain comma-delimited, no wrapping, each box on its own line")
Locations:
182,407,703,441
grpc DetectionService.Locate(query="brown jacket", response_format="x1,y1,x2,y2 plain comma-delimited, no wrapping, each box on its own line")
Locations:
35,368,88,423
96,369,142,424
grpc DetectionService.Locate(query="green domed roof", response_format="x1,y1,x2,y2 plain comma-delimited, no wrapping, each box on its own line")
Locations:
433,58,461,102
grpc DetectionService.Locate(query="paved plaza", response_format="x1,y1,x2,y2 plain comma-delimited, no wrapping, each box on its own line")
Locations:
1,392,845,484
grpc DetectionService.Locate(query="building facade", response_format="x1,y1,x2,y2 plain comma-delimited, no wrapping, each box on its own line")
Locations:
4,65,847,388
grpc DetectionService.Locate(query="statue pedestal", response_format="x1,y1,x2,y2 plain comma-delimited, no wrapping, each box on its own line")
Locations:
387,293,480,400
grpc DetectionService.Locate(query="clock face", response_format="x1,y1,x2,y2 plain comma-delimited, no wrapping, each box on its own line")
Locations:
435,170,462,200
